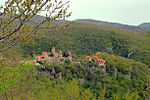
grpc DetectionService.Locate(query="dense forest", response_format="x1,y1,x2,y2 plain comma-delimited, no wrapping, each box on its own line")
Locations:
1,0,150,99
0,49,150,99
22,22,150,67
0,21,150,99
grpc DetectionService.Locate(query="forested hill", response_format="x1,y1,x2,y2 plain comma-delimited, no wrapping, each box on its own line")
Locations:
1,50,150,99
22,22,150,66
30,16,149,31
138,23,150,30
29,15,149,31
75,19,144,31
1,15,149,31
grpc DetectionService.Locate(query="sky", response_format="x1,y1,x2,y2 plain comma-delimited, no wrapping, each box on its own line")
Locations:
0,0,150,25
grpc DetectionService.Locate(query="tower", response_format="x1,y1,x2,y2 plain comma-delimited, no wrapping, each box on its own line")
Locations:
52,46,55,53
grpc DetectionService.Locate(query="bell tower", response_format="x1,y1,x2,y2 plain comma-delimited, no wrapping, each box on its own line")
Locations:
52,46,55,53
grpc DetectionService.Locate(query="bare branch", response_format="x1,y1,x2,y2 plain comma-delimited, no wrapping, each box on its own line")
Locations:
0,42,16,53
0,0,71,52
0,22,23,41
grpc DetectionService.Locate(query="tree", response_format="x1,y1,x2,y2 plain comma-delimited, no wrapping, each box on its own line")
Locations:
146,75,150,99
0,0,71,52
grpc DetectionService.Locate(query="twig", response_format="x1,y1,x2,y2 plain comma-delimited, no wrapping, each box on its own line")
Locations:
0,42,16,53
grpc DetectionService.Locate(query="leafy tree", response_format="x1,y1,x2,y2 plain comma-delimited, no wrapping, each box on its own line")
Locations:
98,85,106,100
0,56,33,100
146,75,150,99
0,0,71,52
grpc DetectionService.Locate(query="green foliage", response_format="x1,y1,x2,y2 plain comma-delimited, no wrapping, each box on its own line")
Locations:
0,65,95,100
49,53,54,57
1,20,150,99
22,23,150,66
23,57,35,62
64,59,71,65
36,61,43,65
25,52,149,99
0,67,17,94
146,31,150,37
0,63,33,94
0,52,149,99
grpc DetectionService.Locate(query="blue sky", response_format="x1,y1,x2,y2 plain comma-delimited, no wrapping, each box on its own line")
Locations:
0,0,150,25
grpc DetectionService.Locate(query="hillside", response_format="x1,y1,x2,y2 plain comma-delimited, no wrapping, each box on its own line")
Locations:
1,17,150,100
22,22,150,66
75,19,144,31
1,51,149,99
139,23,150,30
29,16,150,31
1,0,150,100
2,14,149,31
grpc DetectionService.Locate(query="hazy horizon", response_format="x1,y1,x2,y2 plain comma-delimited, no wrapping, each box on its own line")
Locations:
0,0,150,26
69,0,150,26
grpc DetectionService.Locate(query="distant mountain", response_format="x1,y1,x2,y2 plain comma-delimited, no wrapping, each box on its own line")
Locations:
27,15,70,25
1,14,149,31
0,14,70,25
75,19,143,31
138,23,150,30
29,17,150,31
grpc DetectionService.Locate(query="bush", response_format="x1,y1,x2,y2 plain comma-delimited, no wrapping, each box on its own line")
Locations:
65,59,71,65
36,61,43,64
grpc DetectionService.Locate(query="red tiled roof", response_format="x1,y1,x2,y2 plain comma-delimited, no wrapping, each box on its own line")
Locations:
96,52,101,54
92,56,99,58
59,50,62,53
91,56,105,63
85,56,91,58
37,56,44,58
91,56,99,60
98,59,104,61
52,47,55,50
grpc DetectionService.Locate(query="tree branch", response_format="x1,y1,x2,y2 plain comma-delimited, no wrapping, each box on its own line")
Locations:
0,22,23,41
0,42,16,53
0,0,71,52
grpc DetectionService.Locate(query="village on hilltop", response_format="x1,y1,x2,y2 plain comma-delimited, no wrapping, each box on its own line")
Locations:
36,47,106,71
36,47,73,63
35,47,105,66
25,47,106,74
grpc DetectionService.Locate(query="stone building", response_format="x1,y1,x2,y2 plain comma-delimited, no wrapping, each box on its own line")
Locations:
36,47,72,62
85,55,106,72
